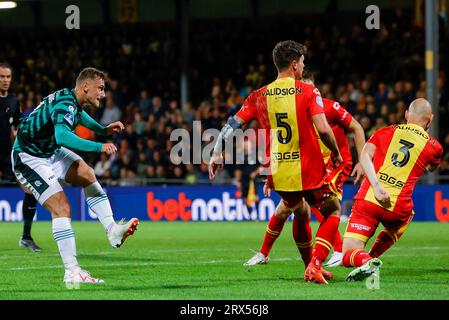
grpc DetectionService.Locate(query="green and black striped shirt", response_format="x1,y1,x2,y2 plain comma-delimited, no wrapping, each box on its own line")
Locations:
14,88,106,157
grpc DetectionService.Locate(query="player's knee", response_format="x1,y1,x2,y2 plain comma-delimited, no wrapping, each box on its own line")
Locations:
51,199,71,218
275,201,293,220
342,237,364,255
79,165,96,184
293,209,309,221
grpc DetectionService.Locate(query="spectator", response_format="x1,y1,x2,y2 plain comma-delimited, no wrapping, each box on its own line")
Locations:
100,92,122,126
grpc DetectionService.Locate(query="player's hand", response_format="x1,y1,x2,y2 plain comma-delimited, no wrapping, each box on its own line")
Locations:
331,153,344,168
374,183,391,209
351,162,365,184
209,152,223,180
101,142,117,155
263,181,272,197
106,121,125,135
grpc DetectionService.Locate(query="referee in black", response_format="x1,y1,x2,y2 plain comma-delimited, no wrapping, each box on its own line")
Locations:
0,62,41,252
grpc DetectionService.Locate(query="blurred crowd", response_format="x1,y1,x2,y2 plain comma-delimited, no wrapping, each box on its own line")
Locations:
2,8,449,185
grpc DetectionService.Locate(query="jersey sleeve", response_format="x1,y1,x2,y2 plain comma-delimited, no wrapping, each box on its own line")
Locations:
429,143,443,168
54,124,103,153
80,110,107,136
308,86,325,116
235,92,257,123
330,101,352,128
12,98,22,127
367,127,385,148
52,102,76,131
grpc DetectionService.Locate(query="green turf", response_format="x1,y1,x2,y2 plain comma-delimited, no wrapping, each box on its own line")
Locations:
0,221,448,300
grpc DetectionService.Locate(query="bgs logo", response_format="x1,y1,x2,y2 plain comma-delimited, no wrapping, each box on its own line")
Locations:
379,172,404,188
272,151,299,161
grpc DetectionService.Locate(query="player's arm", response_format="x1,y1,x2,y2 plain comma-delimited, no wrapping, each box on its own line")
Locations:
11,99,22,138
426,145,443,172
309,88,342,165
55,124,104,153
53,104,116,154
208,115,245,180
80,110,124,136
347,118,366,183
312,113,342,165
209,93,255,180
359,142,391,208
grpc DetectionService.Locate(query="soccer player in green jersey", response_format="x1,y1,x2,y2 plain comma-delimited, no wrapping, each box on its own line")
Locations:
11,67,139,284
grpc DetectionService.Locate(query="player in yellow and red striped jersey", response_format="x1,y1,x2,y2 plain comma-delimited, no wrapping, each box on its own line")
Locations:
303,77,366,267
342,98,443,282
209,40,343,284
244,78,367,271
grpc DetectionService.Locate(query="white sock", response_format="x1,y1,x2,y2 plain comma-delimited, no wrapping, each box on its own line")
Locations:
52,217,79,271
84,181,115,233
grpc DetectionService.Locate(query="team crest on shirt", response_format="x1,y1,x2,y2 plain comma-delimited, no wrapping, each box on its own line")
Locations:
68,105,75,113
64,113,74,126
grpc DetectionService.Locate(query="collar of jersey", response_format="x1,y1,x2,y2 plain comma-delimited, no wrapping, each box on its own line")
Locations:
69,88,82,111
406,123,426,132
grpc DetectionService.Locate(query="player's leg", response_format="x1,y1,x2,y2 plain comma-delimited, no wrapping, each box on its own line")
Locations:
19,190,41,252
292,200,313,267
310,194,341,270
44,191,104,283
369,211,414,258
320,164,350,267
244,199,292,266
11,150,102,283
302,186,341,284
5,154,42,252
312,207,343,267
61,148,138,248
342,200,382,281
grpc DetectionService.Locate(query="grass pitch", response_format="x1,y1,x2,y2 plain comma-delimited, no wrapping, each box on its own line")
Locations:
0,221,448,300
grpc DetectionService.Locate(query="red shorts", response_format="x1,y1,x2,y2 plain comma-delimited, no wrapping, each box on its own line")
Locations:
344,200,414,243
324,160,351,200
277,184,336,210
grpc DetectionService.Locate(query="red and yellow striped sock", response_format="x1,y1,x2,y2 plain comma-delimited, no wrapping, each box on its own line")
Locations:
292,216,312,266
259,215,286,256
312,214,340,264
312,208,342,252
343,249,372,267
369,230,397,258
333,232,343,253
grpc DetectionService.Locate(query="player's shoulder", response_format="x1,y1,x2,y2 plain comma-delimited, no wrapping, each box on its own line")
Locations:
298,80,319,95
370,125,395,139
247,84,269,102
56,88,76,101
4,93,19,105
427,132,443,153
52,88,78,108
252,84,268,95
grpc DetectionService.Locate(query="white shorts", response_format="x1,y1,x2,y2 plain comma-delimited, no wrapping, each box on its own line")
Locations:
11,147,82,205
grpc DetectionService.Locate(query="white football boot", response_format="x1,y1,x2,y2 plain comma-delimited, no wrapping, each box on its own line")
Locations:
244,252,269,266
346,258,383,282
107,218,139,248
63,268,104,284
323,251,343,267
